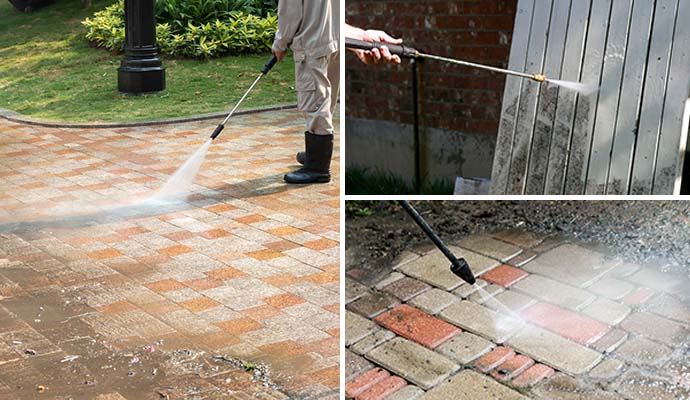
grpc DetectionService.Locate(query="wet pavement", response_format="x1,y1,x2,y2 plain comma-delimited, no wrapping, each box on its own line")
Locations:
0,109,339,399
345,218,690,399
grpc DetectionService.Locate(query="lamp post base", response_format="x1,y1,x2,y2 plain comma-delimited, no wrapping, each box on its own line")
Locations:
117,66,166,94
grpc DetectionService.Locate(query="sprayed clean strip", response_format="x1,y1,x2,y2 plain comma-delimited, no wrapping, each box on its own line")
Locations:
546,79,600,95
152,139,212,200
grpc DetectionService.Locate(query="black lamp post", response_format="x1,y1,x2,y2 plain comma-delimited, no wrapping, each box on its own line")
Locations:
118,0,165,94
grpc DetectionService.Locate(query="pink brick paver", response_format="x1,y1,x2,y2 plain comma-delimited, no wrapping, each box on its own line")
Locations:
521,302,610,345
480,264,528,287
345,368,390,398
374,304,461,348
490,354,535,381
0,109,340,399
622,287,655,305
356,376,407,400
511,363,555,388
475,346,516,373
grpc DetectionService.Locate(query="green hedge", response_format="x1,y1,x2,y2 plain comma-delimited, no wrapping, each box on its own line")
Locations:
82,0,277,58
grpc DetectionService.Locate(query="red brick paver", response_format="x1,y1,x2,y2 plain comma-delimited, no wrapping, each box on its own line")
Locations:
475,346,516,373
356,376,407,400
490,354,535,381
374,304,461,348
622,287,655,304
521,302,610,345
481,264,528,287
345,368,390,398
511,363,555,388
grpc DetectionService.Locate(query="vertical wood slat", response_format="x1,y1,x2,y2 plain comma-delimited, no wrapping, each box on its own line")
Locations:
491,0,537,194
628,0,678,194
506,0,554,194
544,0,592,194
564,0,612,194
585,0,634,195
524,0,573,194
606,0,656,194
652,0,690,194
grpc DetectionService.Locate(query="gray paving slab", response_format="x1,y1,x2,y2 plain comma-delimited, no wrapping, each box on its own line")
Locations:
408,288,459,315
436,331,495,365
439,300,524,343
512,274,595,310
418,369,528,400
365,337,459,390
582,298,631,325
458,235,523,261
346,310,378,347
523,244,620,287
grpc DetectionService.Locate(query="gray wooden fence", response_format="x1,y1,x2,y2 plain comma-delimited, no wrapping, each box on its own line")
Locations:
491,0,690,195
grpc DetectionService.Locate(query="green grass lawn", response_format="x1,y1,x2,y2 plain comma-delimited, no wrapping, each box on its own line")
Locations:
0,0,295,123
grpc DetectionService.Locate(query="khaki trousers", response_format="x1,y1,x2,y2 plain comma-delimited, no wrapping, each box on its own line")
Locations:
294,50,340,135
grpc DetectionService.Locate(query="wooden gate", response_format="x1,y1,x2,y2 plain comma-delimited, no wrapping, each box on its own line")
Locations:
491,0,690,195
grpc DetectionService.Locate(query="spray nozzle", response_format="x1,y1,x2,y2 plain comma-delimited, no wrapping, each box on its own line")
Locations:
533,74,547,83
450,258,476,285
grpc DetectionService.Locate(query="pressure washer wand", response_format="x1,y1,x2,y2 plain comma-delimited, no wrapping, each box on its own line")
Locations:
345,37,547,83
210,55,278,140
400,201,476,285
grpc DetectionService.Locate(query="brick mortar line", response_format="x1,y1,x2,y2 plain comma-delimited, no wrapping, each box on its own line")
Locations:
0,103,297,129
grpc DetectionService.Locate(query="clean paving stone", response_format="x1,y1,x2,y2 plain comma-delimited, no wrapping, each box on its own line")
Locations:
620,312,689,346
407,288,458,315
383,385,424,400
399,247,499,291
581,298,630,325
468,283,505,304
488,290,536,313
627,268,683,293
520,302,609,345
453,279,487,299
365,337,459,390
381,277,431,302
592,328,628,354
374,305,460,349
512,274,595,310
647,294,690,324
586,278,634,300
522,244,619,287
346,311,378,347
436,331,495,365
613,336,673,367
480,264,528,288
347,292,400,319
440,300,524,343
614,369,690,400
511,363,555,388
506,325,603,375
588,358,624,380
418,369,528,400
458,235,523,261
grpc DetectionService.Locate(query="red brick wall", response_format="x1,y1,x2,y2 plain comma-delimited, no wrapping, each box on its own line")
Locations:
345,0,518,136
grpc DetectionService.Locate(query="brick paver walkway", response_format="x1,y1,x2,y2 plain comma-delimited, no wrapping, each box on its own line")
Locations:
0,109,339,399
346,230,690,399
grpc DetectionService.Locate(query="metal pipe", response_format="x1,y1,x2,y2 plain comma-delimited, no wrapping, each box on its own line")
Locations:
400,201,476,285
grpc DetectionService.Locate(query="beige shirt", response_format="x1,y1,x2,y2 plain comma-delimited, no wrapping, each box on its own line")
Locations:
272,0,339,59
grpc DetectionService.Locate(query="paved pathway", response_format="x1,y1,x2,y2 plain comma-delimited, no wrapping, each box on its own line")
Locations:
346,230,690,399
0,109,340,399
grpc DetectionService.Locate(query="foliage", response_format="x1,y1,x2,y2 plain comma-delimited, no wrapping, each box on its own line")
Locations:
345,167,455,195
82,0,278,58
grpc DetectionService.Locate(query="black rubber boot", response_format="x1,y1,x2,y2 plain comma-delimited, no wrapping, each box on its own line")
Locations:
284,132,332,184
296,151,306,165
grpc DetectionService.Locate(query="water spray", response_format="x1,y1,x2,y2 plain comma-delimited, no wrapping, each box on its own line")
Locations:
210,55,278,140
400,201,476,285
346,38,596,93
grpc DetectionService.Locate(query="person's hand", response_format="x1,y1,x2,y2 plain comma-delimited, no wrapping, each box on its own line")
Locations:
272,48,288,62
356,29,403,65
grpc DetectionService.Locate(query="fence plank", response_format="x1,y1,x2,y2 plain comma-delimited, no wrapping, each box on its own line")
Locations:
491,0,537,194
543,0,592,194
524,0,573,194
606,0,655,194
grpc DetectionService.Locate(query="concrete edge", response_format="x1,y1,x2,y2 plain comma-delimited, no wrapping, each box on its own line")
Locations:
0,103,298,129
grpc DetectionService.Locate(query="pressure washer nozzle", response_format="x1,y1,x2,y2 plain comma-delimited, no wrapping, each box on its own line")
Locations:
533,74,547,83
450,258,476,285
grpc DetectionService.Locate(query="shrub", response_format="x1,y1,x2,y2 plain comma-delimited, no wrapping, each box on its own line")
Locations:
82,0,277,58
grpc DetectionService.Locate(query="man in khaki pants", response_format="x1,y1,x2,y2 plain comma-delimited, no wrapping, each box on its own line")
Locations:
272,0,339,184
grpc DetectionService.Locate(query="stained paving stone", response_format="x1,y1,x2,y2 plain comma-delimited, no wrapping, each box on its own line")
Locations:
407,288,458,315
365,337,459,390
490,354,535,381
345,367,389,398
511,363,555,388
521,302,609,345
532,373,624,400
347,292,400,319
356,375,407,400
588,358,624,380
614,369,690,400
493,229,544,248
381,277,431,302
507,325,603,375
399,247,499,291
458,235,523,261
474,346,515,373
512,274,595,310
346,349,374,381
418,369,528,400
586,278,634,300
383,385,424,400
522,244,619,287
346,278,368,304
620,312,689,346
440,300,523,343
374,272,406,290
436,331,495,365
480,264,528,288
613,336,673,367
592,328,628,354
346,310,379,346
581,298,630,325
351,329,396,355
374,305,460,349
